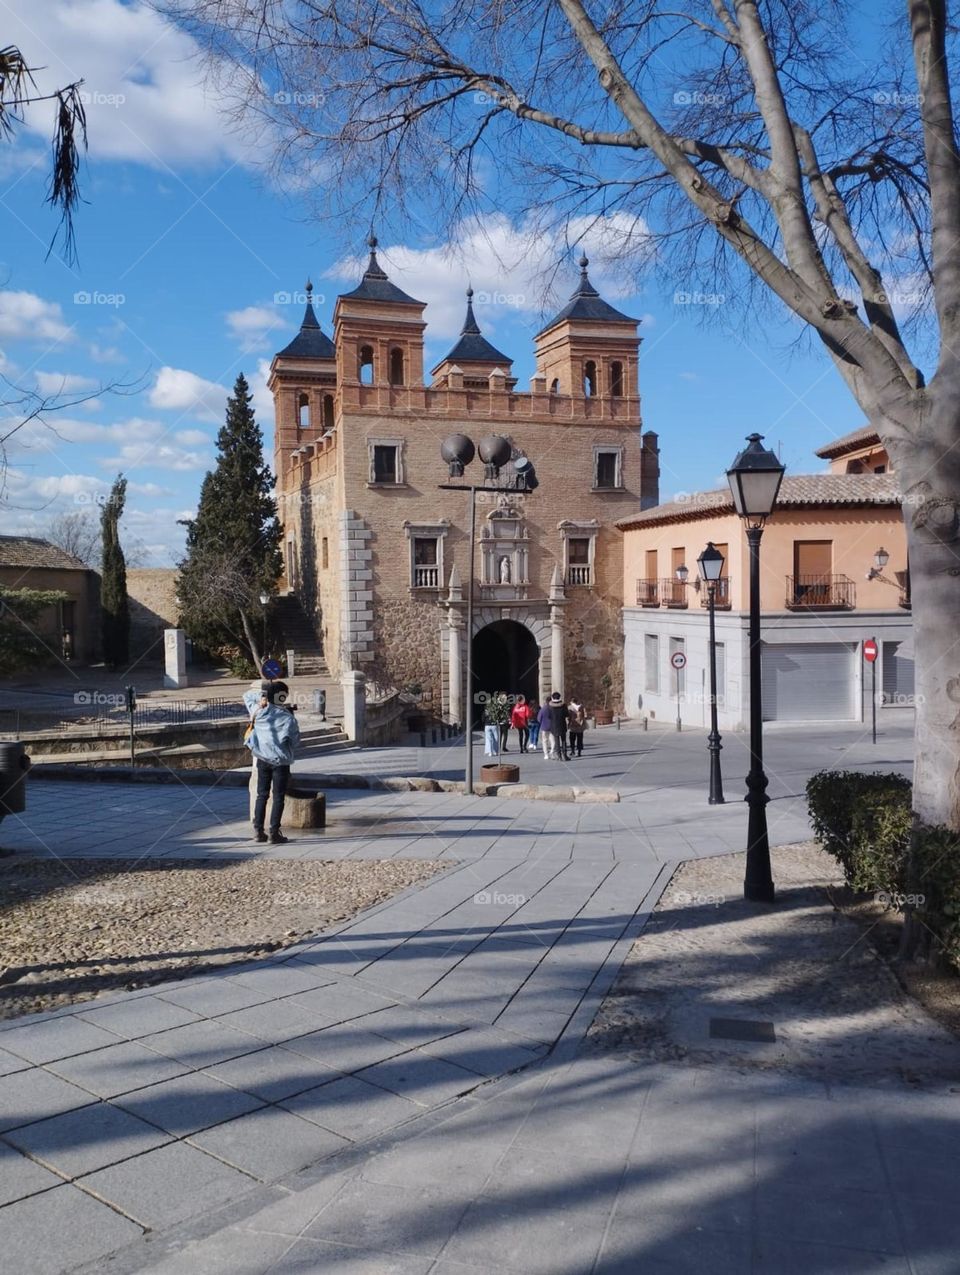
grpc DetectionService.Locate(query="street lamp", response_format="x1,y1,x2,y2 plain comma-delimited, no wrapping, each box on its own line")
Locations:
439,432,526,794
258,591,270,661
697,542,725,805
726,433,785,903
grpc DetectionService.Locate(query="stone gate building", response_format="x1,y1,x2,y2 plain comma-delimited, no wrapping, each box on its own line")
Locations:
269,239,660,721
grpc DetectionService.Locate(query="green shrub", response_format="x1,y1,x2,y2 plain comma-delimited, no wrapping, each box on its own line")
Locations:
806,770,912,893
807,770,960,970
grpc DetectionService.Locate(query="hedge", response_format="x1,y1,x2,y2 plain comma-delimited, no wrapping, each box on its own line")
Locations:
806,770,960,969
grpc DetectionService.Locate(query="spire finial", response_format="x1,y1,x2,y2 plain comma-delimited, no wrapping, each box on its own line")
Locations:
461,283,481,335
363,231,387,280
305,278,313,297
579,253,589,274
368,231,378,250
466,284,474,300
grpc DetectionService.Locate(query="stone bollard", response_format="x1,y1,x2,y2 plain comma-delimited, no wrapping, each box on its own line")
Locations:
249,768,326,829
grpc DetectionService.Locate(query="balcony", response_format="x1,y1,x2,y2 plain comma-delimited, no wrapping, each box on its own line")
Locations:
413,565,440,588
660,578,688,608
566,564,592,587
700,577,732,609
786,574,856,610
636,579,660,606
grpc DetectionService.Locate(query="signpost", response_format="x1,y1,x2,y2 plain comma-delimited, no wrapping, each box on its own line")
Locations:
671,650,687,732
863,637,878,744
261,658,282,681
125,685,136,767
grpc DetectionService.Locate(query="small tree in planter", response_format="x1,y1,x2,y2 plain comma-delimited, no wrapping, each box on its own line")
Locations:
594,674,615,726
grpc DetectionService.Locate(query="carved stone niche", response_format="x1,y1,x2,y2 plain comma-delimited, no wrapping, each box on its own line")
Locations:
480,494,529,599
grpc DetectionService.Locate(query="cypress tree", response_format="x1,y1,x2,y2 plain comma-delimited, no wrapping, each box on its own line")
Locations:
100,473,129,668
177,373,281,668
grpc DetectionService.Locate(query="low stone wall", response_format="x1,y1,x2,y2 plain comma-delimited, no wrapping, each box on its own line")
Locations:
364,691,407,746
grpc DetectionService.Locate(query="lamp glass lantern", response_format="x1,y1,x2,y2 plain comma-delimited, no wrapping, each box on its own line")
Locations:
874,546,890,570
675,563,689,584
697,542,725,583
726,433,785,525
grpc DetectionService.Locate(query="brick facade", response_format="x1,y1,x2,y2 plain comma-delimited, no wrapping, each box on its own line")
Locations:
269,249,659,720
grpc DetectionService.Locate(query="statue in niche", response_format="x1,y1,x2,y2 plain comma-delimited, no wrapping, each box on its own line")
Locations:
498,556,512,584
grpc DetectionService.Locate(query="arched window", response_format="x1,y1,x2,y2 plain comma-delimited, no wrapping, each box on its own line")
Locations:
297,393,310,429
584,360,597,397
550,377,560,395
322,395,334,431
389,348,405,386
610,361,624,397
359,345,374,385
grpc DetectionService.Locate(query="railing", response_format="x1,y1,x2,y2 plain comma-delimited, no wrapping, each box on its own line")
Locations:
701,577,732,609
636,579,659,606
786,574,856,609
413,565,440,588
566,564,592,586
660,578,688,608
896,569,911,609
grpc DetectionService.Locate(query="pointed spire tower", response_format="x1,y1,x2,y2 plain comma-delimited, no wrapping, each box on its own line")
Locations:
534,254,640,400
269,278,338,476
334,234,426,390
432,287,515,387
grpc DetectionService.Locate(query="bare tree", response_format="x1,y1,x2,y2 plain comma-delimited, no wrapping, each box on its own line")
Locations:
169,1,960,833
45,510,100,566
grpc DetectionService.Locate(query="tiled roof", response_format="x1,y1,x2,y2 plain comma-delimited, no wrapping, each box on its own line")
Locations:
615,473,901,530
435,288,512,368
276,297,336,360
0,535,89,570
536,256,635,336
340,236,422,306
815,424,881,459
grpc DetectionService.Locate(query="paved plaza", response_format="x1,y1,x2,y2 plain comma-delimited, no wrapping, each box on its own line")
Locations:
0,717,954,1272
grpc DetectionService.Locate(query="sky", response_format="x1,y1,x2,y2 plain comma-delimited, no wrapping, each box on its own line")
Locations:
0,0,898,566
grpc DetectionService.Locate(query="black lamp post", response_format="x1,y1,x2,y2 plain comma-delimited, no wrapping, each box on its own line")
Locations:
258,591,270,661
726,433,785,903
439,433,531,793
697,542,726,805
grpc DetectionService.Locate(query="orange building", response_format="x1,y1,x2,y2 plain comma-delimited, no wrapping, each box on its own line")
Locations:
269,244,660,721
617,427,912,727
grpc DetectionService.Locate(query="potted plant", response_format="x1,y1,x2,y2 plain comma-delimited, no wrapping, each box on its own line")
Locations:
480,691,520,785
594,674,615,726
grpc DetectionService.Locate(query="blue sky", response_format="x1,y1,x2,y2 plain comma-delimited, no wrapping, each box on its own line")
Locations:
0,0,887,565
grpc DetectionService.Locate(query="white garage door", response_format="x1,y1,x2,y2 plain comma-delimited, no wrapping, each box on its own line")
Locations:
761,642,857,721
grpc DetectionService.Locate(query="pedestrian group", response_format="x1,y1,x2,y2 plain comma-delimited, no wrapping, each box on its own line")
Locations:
483,691,588,760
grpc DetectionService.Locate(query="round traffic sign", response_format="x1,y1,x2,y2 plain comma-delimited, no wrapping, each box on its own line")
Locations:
261,658,283,679
670,651,687,670
863,638,878,664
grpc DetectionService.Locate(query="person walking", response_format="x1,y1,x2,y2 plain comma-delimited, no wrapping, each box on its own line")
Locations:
538,697,556,760
527,700,541,753
511,694,533,754
245,681,300,844
567,696,586,757
547,691,570,761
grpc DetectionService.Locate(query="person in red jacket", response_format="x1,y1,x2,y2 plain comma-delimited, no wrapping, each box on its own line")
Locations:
510,694,534,753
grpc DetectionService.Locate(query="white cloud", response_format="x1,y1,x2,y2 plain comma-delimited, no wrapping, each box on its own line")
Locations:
8,0,252,168
226,305,288,352
0,291,73,344
325,212,650,342
250,358,275,422
102,441,208,472
89,343,124,364
4,414,166,453
35,371,100,396
174,428,211,446
149,367,226,422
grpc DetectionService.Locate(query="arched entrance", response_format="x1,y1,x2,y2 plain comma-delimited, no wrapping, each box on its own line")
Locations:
472,620,540,707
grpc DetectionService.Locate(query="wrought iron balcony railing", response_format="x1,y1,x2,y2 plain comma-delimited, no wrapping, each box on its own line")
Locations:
786,574,856,609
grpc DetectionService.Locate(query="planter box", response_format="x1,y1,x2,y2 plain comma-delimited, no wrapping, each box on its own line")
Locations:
593,709,614,726
480,763,520,784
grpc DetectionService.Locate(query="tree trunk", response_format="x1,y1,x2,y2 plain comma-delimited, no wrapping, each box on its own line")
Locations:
239,609,261,673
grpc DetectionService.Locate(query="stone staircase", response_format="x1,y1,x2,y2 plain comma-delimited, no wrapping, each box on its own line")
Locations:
274,594,328,677
297,721,355,757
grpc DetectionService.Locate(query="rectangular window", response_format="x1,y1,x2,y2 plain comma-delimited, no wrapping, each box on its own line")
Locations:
645,549,657,580
412,536,440,588
565,535,593,586
793,539,833,604
594,449,621,489
321,537,329,570
568,537,590,564
373,444,398,484
644,633,659,693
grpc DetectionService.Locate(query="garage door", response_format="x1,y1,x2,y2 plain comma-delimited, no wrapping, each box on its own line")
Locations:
761,642,857,721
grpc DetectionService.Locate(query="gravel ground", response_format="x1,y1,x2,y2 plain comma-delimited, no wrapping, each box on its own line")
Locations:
587,842,960,1090
0,856,445,1020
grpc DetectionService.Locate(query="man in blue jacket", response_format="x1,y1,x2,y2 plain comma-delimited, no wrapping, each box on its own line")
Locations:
245,681,300,844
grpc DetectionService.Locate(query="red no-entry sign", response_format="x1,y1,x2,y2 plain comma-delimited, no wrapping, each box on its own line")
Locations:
863,638,878,663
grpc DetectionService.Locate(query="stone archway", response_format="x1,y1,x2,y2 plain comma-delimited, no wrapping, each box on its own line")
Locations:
472,620,540,707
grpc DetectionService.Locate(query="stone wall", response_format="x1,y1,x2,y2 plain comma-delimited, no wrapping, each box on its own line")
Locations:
127,569,179,660
369,596,444,708
564,593,625,712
